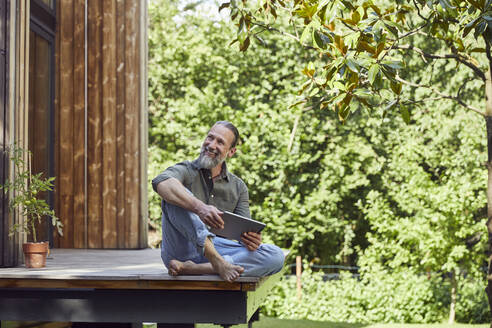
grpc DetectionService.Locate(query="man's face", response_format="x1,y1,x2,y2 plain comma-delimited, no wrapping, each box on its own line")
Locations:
198,124,236,170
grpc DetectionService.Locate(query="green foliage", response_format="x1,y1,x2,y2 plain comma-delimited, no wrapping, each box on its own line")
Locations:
148,0,377,261
263,267,489,323
148,1,488,321
0,145,63,243
149,0,487,262
455,276,491,323
358,105,487,276
226,0,489,122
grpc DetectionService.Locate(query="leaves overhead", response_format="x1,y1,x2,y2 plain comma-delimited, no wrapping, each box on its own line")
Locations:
223,0,490,122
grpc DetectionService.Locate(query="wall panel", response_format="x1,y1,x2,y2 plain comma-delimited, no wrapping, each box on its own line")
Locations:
0,0,8,266
57,0,74,248
87,0,103,248
102,0,117,248
54,0,147,249
73,0,86,249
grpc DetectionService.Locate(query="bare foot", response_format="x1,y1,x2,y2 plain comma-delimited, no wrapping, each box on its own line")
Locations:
210,258,244,282
168,258,243,282
168,259,195,276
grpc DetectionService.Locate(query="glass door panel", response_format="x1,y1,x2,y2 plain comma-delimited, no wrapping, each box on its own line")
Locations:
28,30,53,243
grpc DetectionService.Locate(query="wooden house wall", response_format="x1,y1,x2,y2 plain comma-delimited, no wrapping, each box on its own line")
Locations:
0,0,10,267
53,0,148,249
1,0,30,267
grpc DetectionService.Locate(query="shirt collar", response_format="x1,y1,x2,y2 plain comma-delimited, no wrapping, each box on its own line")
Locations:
191,159,230,182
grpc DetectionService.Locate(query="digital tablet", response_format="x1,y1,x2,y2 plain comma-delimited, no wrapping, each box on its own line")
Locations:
209,211,266,241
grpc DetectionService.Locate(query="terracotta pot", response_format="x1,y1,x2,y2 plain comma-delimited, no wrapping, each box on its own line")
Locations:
23,241,49,268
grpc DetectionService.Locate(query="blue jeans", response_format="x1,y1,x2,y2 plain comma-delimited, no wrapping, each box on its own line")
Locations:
161,200,285,277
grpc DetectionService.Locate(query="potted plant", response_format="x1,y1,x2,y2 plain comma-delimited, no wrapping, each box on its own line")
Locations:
0,144,63,268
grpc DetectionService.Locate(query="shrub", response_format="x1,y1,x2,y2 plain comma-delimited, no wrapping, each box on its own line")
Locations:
262,267,488,323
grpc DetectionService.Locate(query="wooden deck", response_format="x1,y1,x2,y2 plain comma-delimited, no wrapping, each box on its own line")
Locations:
0,248,286,326
0,248,264,291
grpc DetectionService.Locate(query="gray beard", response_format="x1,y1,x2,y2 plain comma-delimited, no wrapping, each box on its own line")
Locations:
198,147,224,169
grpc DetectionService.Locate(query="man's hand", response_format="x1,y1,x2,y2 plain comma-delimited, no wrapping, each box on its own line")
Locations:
197,204,224,229
241,232,262,251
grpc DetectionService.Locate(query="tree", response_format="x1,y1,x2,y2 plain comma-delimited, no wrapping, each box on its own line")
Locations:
223,0,492,322
148,0,382,265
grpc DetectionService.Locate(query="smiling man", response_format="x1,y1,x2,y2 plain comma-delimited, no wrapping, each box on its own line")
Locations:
152,121,285,282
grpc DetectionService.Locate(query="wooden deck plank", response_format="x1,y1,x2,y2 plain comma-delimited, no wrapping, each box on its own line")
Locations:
0,248,262,285
0,278,242,291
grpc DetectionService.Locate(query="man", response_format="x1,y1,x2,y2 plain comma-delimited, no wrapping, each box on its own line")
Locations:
152,121,284,282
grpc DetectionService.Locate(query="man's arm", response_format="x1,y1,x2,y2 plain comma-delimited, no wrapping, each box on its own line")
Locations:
156,178,224,229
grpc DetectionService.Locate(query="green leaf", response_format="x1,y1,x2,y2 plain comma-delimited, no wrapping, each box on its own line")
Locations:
309,87,320,97
298,79,312,94
384,23,399,38
253,35,266,46
400,104,410,124
337,102,351,121
313,30,327,49
331,91,347,105
351,9,361,24
439,0,455,10
346,58,359,73
474,20,487,39
368,64,379,85
301,26,312,44
218,2,230,12
289,99,307,109
390,81,402,95
239,36,250,51
384,99,398,112
382,60,402,70
333,81,346,91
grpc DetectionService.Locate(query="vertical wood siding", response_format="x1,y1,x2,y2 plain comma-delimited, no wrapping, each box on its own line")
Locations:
8,0,31,263
57,0,74,248
115,0,126,248
102,0,117,248
87,0,103,248
0,0,9,266
54,0,147,249
73,0,86,249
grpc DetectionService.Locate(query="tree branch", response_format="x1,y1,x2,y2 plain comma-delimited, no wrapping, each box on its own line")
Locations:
396,76,485,117
411,0,428,21
252,21,317,51
396,44,486,81
457,77,474,100
379,23,429,62
252,21,299,43
397,22,429,40
486,39,492,78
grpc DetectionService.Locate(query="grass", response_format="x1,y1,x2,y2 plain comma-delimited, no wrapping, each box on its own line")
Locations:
3,320,487,328
192,317,491,328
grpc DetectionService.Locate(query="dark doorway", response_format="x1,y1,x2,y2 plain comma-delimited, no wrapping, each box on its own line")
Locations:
29,0,55,244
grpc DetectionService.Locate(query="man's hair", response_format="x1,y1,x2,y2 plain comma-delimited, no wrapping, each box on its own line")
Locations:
213,121,240,148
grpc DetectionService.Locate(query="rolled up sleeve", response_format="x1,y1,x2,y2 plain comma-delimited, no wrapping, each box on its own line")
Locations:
151,162,190,193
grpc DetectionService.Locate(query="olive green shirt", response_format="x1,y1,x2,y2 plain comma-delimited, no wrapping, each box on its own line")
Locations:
152,159,250,218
